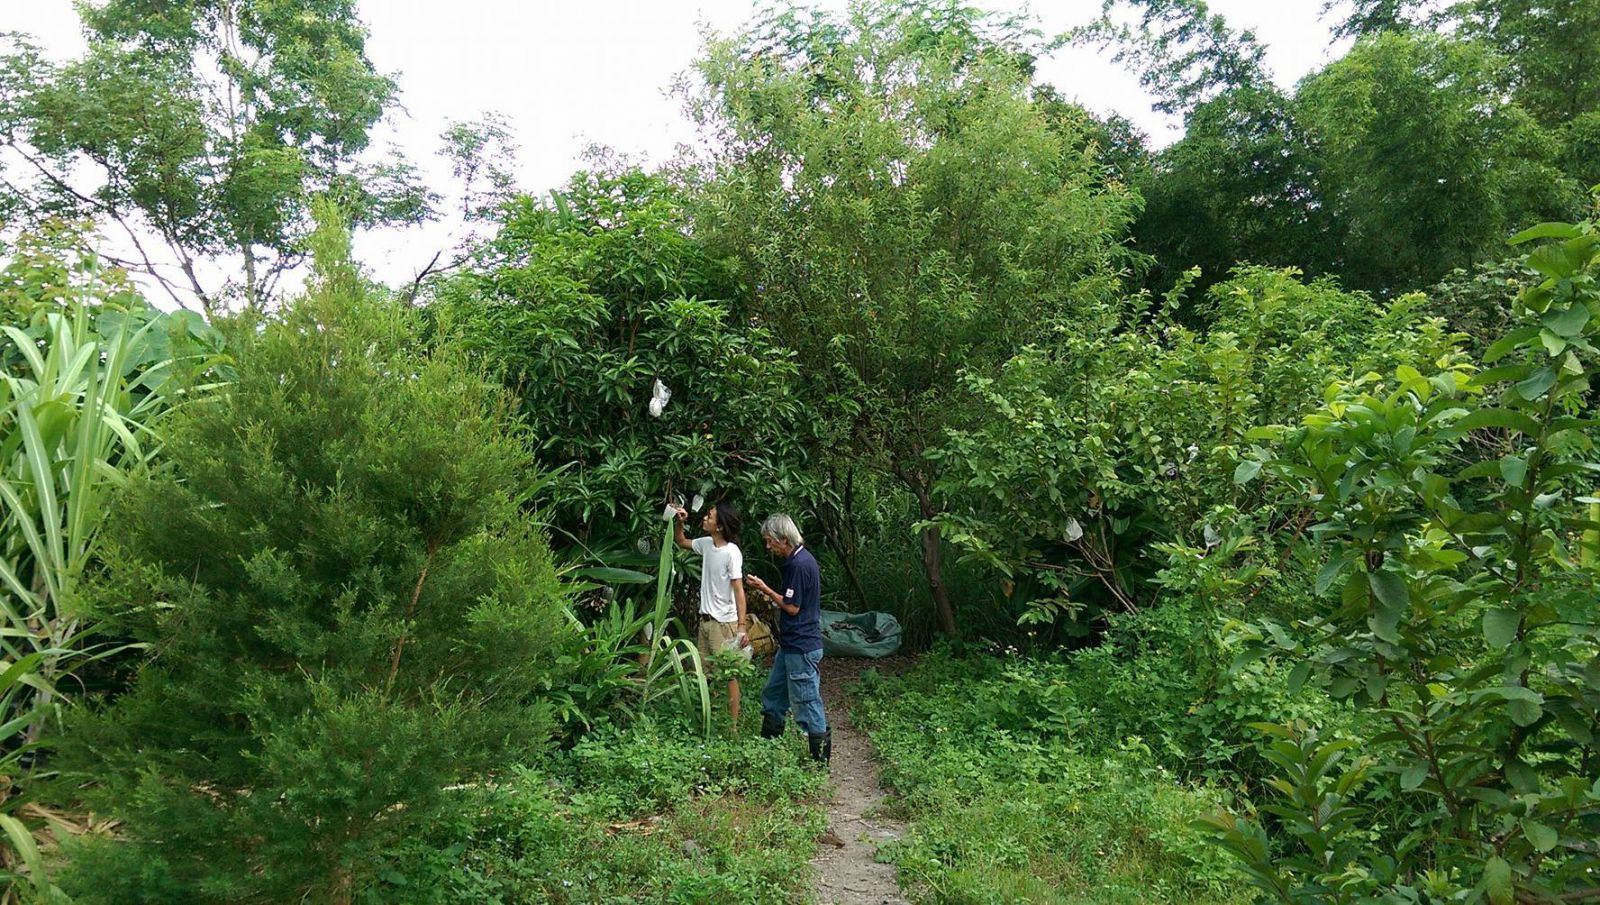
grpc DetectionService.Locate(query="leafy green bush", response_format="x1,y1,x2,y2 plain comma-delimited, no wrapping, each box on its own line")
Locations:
346,723,824,904
1217,215,1600,901
55,211,572,903
931,267,1449,634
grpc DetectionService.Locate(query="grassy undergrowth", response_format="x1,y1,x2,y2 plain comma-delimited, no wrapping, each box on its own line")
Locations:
62,719,827,904
854,651,1250,905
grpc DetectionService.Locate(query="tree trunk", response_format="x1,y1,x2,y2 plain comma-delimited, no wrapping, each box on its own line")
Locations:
908,477,957,636
816,467,870,609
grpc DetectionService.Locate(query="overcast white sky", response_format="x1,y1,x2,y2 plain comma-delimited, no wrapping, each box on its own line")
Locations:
3,0,1347,297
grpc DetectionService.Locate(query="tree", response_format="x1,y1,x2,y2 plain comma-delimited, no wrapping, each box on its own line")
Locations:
1323,1,1600,126
1296,31,1577,293
58,206,569,902
1459,0,1600,126
1133,84,1329,297
688,1,1140,633
433,167,809,558
0,1,429,313
931,266,1450,630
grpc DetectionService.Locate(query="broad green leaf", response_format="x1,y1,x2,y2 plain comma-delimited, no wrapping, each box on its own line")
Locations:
1528,245,1575,280
1399,761,1427,790
1368,571,1407,643
1542,303,1591,338
1485,325,1539,363
572,566,654,585
1455,408,1541,435
1499,456,1527,487
1506,758,1539,792
1287,660,1311,694
1315,556,1348,596
1233,460,1262,485
1368,570,1408,609
1508,697,1543,726
1540,331,1568,356
1516,367,1557,399
1484,856,1513,905
1523,820,1558,853
1483,609,1521,647
1509,222,1582,244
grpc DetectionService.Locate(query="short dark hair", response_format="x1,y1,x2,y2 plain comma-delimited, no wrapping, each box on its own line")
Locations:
713,501,742,542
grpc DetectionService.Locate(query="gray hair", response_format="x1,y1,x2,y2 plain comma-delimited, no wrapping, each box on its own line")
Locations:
761,513,804,546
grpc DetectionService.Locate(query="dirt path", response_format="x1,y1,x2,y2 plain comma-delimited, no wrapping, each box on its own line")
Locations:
809,657,913,905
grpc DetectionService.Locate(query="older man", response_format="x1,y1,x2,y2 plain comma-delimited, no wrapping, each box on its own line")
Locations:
744,513,830,764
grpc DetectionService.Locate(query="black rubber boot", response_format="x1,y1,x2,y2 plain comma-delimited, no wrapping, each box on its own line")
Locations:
760,714,785,739
808,730,832,765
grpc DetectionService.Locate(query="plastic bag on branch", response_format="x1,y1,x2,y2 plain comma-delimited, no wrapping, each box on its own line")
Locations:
647,379,671,418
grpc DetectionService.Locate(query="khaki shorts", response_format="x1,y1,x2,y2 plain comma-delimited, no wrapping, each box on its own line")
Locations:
697,618,753,666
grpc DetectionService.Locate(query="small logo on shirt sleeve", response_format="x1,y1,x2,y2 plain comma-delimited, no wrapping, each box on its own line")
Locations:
785,588,794,598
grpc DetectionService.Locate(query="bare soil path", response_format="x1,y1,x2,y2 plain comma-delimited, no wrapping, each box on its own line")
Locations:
809,656,915,905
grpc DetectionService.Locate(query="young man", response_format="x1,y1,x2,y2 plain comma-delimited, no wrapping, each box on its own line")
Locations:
744,513,830,764
673,501,750,723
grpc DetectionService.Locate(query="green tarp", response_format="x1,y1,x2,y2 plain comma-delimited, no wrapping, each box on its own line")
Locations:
819,609,903,658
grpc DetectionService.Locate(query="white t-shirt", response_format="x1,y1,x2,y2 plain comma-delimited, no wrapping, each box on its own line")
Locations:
691,536,743,623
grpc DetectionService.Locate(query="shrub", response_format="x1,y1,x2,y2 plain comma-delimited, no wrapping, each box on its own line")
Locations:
56,209,572,903
1217,215,1600,901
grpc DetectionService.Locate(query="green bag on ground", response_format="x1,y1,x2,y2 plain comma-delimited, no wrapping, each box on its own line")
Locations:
819,609,903,658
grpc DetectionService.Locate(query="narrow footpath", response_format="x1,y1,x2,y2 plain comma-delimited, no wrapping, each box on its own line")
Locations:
809,658,912,905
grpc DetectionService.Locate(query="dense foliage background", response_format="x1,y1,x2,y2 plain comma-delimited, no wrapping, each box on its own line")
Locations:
0,0,1596,902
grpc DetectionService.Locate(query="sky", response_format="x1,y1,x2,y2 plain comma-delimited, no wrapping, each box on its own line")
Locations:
2,0,1348,299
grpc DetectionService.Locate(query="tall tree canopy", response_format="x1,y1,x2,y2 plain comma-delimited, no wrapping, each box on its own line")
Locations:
687,0,1141,633
0,0,428,313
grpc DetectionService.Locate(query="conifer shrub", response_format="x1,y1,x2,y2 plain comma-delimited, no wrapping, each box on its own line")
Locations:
58,213,572,903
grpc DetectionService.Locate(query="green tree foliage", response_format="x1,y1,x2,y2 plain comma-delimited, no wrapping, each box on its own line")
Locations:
1104,0,1593,298
689,0,1140,633
1133,85,1327,297
1460,0,1600,126
0,224,226,898
58,209,570,903
0,0,428,313
1321,0,1441,39
1326,0,1600,126
434,168,806,553
1071,0,1272,117
1296,31,1577,293
931,268,1452,630
1216,215,1600,901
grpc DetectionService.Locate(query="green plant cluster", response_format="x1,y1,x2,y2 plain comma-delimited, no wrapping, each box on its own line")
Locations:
853,651,1249,904
1210,215,1600,901
929,266,1456,632
434,168,807,564
66,722,826,905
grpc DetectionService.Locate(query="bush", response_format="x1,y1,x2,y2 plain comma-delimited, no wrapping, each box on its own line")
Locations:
433,168,808,558
56,210,573,903
1215,215,1600,901
930,266,1451,635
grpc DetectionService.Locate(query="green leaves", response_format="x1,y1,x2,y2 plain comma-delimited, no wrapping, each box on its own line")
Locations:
2,0,415,310
1366,570,1408,642
1232,459,1262,485
1484,856,1514,905
1455,407,1542,435
1510,222,1584,244
1233,216,1600,901
1483,609,1521,647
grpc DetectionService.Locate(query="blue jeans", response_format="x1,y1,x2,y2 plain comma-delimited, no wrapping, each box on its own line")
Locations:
761,647,828,736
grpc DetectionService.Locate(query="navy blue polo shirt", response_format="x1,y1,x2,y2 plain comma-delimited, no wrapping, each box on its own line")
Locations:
777,545,823,653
